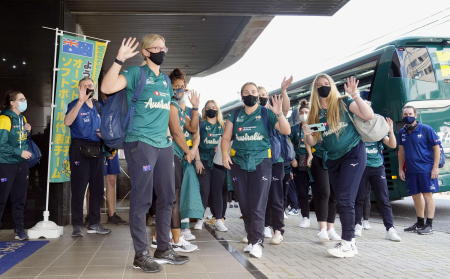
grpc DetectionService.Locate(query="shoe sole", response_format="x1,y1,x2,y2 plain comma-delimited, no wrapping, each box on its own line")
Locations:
417,231,433,235
327,250,355,258
173,248,198,253
132,265,161,273
249,253,262,258
86,230,111,235
154,258,189,265
71,234,83,238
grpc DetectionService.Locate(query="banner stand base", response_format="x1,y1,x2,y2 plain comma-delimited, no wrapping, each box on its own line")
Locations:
28,211,63,239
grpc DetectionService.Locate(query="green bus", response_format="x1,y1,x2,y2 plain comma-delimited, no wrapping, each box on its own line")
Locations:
221,36,450,200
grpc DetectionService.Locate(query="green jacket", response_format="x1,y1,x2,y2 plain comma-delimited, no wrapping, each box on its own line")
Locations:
0,110,29,164
179,160,205,219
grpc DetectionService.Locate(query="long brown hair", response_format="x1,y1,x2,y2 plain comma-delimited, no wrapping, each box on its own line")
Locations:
308,73,344,141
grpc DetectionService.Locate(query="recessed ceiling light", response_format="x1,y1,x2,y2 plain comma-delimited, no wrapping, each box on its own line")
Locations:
22,61,26,65
12,65,17,69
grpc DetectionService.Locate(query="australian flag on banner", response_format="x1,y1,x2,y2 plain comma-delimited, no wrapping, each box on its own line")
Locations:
62,38,93,58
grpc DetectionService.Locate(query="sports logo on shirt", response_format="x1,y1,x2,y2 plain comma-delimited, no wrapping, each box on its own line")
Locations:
417,134,423,139
163,80,168,88
236,116,244,122
146,77,155,85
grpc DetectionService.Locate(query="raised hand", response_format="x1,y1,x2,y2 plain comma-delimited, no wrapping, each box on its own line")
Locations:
386,117,394,132
268,95,283,115
281,76,293,92
78,86,91,104
344,76,360,97
187,90,200,108
117,37,140,61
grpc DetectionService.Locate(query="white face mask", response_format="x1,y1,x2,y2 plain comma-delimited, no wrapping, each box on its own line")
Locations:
299,114,308,123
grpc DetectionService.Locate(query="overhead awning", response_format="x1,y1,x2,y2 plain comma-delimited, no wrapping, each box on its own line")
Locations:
66,0,350,76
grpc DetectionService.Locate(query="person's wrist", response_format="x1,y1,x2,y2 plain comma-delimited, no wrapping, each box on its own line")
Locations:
116,54,126,62
114,58,124,66
192,107,198,111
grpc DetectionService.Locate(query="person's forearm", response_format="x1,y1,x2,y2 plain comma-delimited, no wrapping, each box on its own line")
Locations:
64,100,83,126
306,144,313,157
186,111,199,133
354,96,374,120
281,91,290,116
195,149,201,161
192,130,200,151
304,134,317,146
398,148,405,171
433,145,440,168
387,130,397,148
171,128,190,154
277,115,291,135
101,62,123,94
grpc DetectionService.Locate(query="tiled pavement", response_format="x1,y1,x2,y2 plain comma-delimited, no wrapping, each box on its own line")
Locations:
0,223,256,279
1,205,450,279
218,207,450,279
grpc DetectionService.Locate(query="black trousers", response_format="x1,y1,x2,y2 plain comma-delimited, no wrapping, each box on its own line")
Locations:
355,166,394,230
310,156,336,223
124,141,175,254
69,140,104,227
265,162,285,233
327,141,366,241
0,162,29,231
231,158,272,245
171,155,183,229
294,168,310,218
198,161,228,219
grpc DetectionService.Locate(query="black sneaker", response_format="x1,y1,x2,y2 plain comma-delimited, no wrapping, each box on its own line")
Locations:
133,250,161,273
154,246,189,265
87,224,112,235
72,225,83,237
108,213,127,225
14,230,29,241
404,223,422,233
417,224,433,235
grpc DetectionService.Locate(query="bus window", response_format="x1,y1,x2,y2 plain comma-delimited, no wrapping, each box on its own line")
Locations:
390,51,401,78
396,47,436,82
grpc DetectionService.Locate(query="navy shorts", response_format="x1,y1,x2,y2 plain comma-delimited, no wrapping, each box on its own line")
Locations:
104,154,120,175
406,172,439,195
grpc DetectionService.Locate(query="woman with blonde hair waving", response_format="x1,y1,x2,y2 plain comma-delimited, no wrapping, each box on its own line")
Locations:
303,75,374,258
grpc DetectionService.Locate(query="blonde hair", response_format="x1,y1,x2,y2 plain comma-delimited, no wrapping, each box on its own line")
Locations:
202,100,225,128
308,73,344,141
257,86,268,96
140,34,165,62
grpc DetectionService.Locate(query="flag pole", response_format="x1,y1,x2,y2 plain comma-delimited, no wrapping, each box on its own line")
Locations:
28,27,64,239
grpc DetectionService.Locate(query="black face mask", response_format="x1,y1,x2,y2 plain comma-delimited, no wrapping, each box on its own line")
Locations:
147,51,165,65
205,109,217,118
317,86,331,98
259,97,268,106
242,95,259,107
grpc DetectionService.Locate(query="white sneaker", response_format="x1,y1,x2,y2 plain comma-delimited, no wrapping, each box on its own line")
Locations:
386,227,401,242
241,236,248,243
355,224,363,237
317,229,329,242
181,229,196,241
299,217,311,228
327,240,355,258
249,242,263,258
172,236,198,253
194,219,204,230
327,228,341,241
351,238,358,255
362,220,371,230
270,230,283,245
215,219,228,232
264,227,273,238
284,212,288,219
243,243,253,253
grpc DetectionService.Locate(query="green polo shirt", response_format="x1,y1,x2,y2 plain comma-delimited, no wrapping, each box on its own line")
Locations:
231,106,277,171
121,65,172,148
199,120,223,167
319,96,361,160
365,141,384,168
